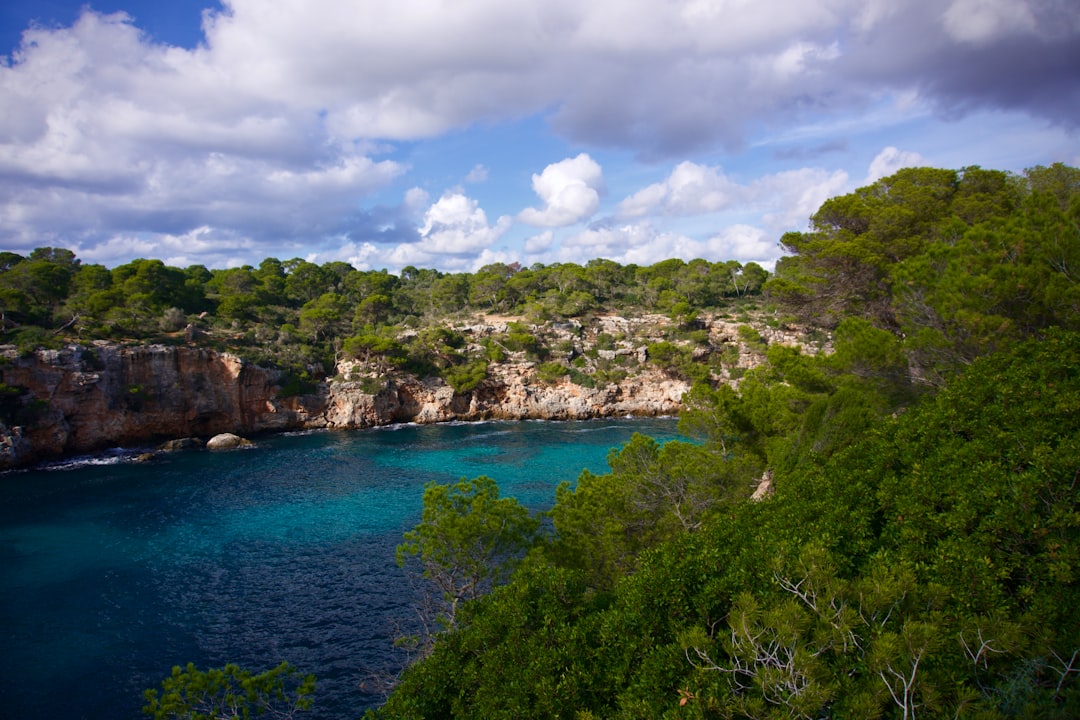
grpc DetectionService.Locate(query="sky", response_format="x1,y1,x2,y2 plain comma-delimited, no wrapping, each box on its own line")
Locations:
0,1,1078,274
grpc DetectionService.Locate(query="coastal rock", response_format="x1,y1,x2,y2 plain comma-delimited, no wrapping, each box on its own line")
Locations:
2,343,682,468
322,363,688,427
0,425,32,469
0,343,316,468
0,315,820,469
206,433,252,450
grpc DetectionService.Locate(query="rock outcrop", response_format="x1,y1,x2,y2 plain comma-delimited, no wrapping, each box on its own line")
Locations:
322,363,687,429
0,314,822,470
0,343,322,469
0,342,687,470
206,433,254,450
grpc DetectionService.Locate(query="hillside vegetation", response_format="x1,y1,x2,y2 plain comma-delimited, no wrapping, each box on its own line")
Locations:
366,164,1080,719
0,244,770,397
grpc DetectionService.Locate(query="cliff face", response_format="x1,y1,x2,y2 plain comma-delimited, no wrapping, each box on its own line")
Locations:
0,343,688,470
0,343,323,469
0,312,823,469
323,363,687,428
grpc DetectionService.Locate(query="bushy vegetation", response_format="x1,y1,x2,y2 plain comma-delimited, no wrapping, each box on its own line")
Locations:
0,250,769,390
143,661,315,720
372,330,1080,719
363,164,1080,719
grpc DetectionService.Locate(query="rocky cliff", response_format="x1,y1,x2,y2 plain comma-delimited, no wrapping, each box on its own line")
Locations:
0,342,687,470
0,314,820,470
323,362,687,428
0,343,323,469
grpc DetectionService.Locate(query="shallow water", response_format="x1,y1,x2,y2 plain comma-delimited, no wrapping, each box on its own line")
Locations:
0,418,680,719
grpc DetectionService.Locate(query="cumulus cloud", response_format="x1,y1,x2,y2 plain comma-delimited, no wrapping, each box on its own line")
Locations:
393,190,511,267
555,223,680,267
865,146,928,182
617,162,744,218
517,154,604,227
0,10,407,263
616,162,849,233
524,230,555,255
0,0,1076,270
553,221,783,270
753,167,850,232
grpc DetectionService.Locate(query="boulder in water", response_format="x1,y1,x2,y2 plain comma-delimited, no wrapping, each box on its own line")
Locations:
206,433,252,450
158,437,204,452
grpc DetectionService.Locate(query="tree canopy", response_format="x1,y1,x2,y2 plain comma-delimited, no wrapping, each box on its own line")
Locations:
367,163,1080,718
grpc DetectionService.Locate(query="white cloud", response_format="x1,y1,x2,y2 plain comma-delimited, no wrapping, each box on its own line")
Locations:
403,187,432,215
410,189,511,259
0,10,408,262
0,0,1075,271
553,220,783,269
75,226,258,269
865,146,927,183
318,240,383,271
617,161,744,218
701,225,779,268
555,223,675,266
465,164,489,183
517,153,604,227
524,230,555,254
753,167,850,232
617,161,848,233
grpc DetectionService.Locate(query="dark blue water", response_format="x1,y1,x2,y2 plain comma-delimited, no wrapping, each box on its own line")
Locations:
0,418,680,719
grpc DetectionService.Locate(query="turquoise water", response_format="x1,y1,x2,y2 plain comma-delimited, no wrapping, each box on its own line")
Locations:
0,418,680,719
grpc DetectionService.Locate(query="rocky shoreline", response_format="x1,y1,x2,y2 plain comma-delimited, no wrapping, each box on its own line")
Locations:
1,315,819,470
0,342,689,470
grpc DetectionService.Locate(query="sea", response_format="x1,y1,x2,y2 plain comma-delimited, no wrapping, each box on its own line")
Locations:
0,417,681,719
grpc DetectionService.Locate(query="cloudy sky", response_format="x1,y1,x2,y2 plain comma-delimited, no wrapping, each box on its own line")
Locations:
1,0,1077,273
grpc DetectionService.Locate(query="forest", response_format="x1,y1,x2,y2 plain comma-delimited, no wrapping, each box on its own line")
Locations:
365,163,1080,720
0,239,769,400
4,162,1080,719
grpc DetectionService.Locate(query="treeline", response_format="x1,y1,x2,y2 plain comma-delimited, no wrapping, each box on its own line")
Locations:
0,249,768,387
767,162,1080,384
362,164,1080,719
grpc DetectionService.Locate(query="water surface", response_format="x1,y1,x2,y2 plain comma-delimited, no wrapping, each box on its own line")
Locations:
0,418,680,719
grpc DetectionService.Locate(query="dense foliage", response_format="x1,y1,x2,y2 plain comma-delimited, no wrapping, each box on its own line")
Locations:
143,661,316,720
368,164,1080,719
0,248,769,392
371,331,1080,719
766,163,1080,384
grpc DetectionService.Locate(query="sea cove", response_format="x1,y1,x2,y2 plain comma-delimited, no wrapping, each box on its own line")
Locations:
0,418,681,719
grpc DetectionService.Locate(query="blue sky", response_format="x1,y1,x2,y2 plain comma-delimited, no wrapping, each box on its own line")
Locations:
1,1,1077,274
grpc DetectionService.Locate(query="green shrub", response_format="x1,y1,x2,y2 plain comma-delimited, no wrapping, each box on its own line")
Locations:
736,324,767,352
278,370,317,398
535,361,568,384
566,367,596,388
444,361,488,394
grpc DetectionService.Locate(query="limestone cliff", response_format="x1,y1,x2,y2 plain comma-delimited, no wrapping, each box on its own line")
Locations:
0,343,687,470
0,343,322,469
322,363,687,429
0,314,822,470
